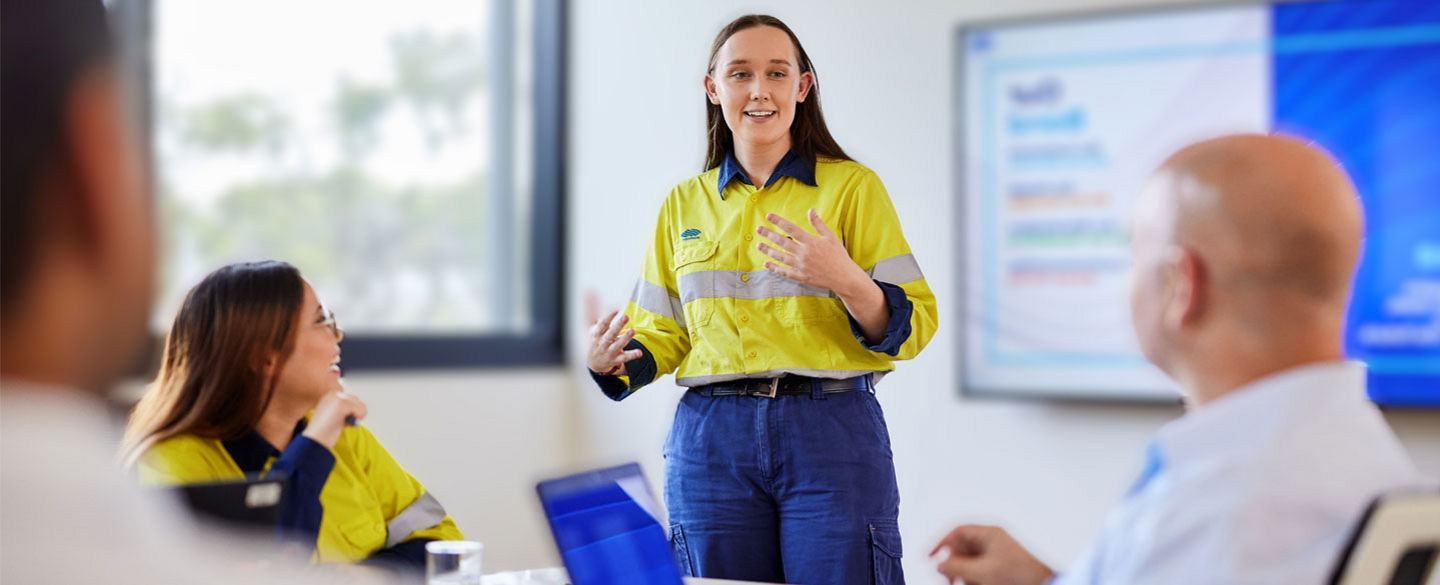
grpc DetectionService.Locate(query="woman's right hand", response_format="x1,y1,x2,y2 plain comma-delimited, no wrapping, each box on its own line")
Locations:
303,390,367,450
585,292,643,376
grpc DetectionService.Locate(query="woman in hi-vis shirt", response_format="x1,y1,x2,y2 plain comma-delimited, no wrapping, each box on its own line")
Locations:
123,261,463,575
585,15,937,585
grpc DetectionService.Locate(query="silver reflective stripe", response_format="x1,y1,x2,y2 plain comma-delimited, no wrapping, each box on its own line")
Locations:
385,491,448,548
630,280,685,327
868,253,924,285
677,270,832,304
677,368,888,387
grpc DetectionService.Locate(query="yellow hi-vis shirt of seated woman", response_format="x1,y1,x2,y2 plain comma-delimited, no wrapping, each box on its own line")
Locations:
136,421,463,565
604,156,938,397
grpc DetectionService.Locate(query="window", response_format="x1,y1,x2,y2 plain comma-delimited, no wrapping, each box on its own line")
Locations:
116,0,565,368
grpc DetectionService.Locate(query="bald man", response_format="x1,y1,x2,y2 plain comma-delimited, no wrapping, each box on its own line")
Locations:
932,135,1426,585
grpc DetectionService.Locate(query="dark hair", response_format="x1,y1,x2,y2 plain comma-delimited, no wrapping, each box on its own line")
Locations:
122,261,306,465
1,0,116,313
703,15,850,171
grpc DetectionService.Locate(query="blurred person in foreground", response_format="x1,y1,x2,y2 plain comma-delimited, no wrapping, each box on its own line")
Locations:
0,1,377,583
122,260,464,571
931,134,1429,585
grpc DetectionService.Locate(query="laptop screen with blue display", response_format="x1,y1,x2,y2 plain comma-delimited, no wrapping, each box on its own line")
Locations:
537,463,684,585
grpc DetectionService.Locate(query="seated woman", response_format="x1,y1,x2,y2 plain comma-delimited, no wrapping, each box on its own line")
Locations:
121,260,462,570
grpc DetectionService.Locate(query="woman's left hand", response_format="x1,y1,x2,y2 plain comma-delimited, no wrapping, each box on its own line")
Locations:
304,391,368,450
756,209,868,295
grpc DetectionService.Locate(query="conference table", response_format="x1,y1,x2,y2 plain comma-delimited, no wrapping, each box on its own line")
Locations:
482,568,771,585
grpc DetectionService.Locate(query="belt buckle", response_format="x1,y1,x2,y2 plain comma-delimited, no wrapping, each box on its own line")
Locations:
762,377,779,399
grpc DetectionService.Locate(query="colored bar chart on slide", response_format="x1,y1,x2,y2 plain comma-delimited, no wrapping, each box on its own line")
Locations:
958,0,1440,404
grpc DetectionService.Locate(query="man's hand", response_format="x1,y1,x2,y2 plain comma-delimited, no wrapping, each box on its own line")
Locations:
931,525,1054,585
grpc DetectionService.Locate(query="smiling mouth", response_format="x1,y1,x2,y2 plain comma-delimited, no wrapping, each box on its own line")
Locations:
744,110,776,119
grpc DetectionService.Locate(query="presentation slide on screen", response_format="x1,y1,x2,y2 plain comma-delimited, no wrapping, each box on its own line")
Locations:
960,1,1440,403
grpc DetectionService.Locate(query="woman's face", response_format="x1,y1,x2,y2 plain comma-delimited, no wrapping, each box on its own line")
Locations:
272,282,343,406
705,26,813,152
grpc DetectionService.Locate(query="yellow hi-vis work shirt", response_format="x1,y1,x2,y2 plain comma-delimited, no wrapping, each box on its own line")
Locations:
605,155,938,397
136,422,463,564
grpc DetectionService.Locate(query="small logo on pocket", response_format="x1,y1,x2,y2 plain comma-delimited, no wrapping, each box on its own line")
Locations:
681,228,702,241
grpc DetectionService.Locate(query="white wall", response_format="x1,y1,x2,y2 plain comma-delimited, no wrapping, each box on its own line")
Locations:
562,0,1440,582
344,369,574,572
346,0,1440,579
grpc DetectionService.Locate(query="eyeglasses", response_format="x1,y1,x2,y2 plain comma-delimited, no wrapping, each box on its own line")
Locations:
319,308,343,340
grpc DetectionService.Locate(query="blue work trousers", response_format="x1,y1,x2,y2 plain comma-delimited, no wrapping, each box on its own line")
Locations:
663,385,904,585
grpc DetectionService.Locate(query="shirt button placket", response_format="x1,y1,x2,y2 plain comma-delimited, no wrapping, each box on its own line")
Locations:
737,270,753,366
739,188,760,369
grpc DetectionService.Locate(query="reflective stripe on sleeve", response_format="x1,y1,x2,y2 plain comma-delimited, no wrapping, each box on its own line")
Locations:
630,280,686,328
385,492,448,548
868,253,924,285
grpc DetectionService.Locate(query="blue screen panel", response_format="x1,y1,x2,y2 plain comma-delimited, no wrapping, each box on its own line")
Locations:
1272,0,1440,406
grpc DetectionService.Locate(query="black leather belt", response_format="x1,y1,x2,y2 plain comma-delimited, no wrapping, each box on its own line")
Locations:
696,374,874,398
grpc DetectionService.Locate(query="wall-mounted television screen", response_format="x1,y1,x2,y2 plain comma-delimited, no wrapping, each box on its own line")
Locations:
958,0,1439,405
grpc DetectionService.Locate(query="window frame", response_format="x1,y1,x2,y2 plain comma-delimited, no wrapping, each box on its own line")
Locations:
115,0,567,370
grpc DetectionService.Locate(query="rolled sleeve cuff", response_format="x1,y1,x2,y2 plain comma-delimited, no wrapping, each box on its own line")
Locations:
848,280,913,356
268,434,335,543
361,537,432,571
589,339,656,401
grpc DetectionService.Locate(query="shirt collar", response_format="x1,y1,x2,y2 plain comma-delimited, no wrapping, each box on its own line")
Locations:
716,149,817,196
1152,360,1367,470
223,418,308,474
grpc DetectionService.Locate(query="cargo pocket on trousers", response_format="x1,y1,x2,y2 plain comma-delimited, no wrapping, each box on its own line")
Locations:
669,522,695,577
868,520,904,585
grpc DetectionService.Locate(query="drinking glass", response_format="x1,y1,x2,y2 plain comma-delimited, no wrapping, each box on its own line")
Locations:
425,540,483,585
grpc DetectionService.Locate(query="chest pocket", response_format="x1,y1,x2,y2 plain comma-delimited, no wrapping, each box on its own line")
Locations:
673,241,718,329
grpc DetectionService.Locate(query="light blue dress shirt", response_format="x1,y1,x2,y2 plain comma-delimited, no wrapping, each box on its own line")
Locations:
1051,361,1429,585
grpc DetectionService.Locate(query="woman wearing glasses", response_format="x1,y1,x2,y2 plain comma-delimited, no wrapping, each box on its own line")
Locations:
121,261,462,572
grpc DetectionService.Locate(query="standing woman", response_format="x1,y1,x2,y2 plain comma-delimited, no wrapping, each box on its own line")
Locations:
586,15,936,585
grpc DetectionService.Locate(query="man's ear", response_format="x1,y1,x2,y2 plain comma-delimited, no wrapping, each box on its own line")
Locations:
54,69,110,261
61,66,143,268
1164,246,1206,331
703,75,720,105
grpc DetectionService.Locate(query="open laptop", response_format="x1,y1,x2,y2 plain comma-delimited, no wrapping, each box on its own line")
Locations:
169,475,287,532
537,463,685,585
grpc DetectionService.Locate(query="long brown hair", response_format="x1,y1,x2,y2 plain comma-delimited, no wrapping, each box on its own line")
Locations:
704,15,851,171
121,261,305,466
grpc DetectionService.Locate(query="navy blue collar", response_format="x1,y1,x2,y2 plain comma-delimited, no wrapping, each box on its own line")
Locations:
223,419,307,474
716,150,817,196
